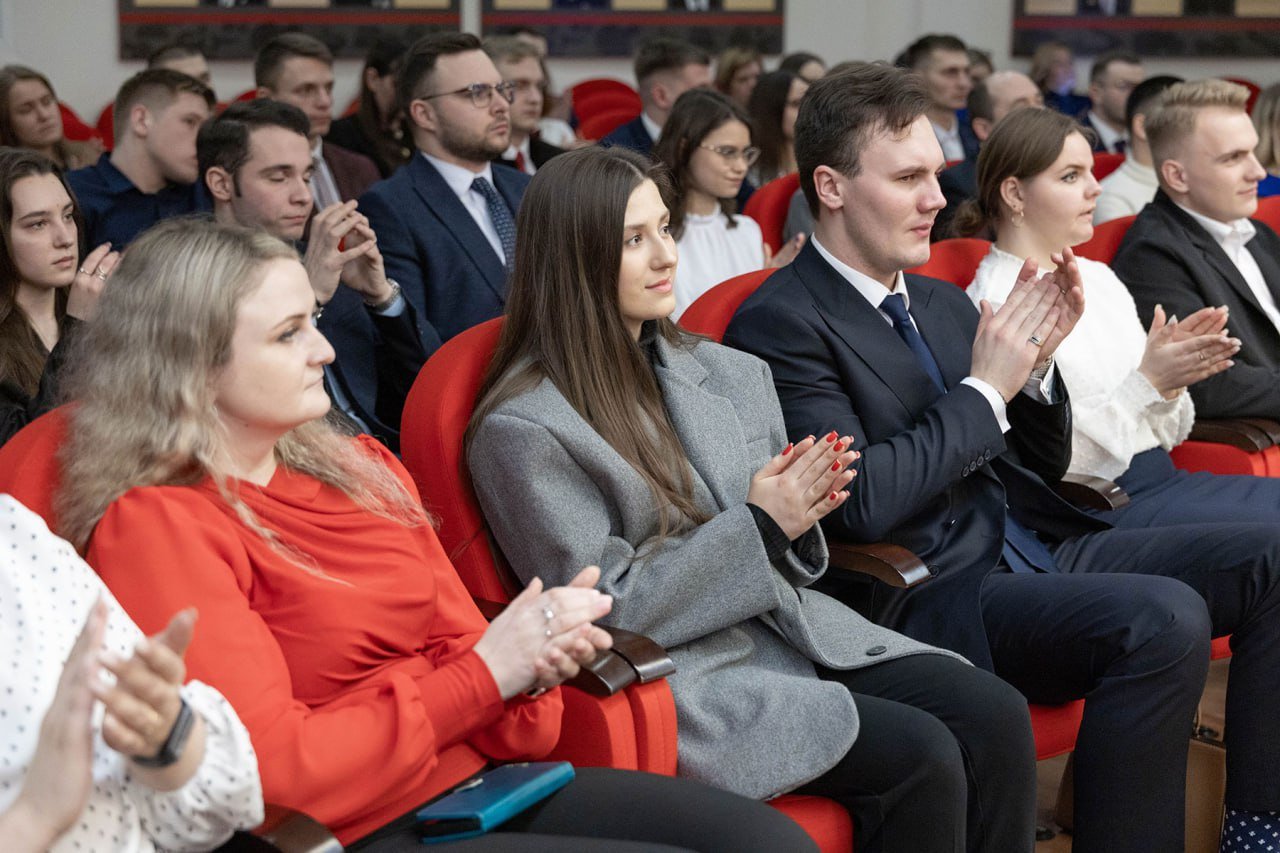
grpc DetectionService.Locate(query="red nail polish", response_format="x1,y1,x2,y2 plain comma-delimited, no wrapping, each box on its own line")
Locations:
826,431,837,442
833,442,844,453
828,492,838,501
782,443,793,455
831,461,841,471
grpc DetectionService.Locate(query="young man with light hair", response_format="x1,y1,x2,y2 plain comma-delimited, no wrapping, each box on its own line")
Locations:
66,69,214,247
601,37,711,156
482,36,564,174
1114,78,1280,430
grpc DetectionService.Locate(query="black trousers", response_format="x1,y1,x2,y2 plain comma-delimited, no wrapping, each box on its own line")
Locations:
349,767,819,852
795,653,1037,853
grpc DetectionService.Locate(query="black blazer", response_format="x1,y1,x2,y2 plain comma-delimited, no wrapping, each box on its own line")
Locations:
1113,189,1280,419
723,242,1107,668
359,155,530,356
601,117,654,157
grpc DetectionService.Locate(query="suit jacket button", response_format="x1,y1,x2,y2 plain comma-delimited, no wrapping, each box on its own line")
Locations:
983,450,992,460
866,645,887,656
928,565,940,576
945,519,957,528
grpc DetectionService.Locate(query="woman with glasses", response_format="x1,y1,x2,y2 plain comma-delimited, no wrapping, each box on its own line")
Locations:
653,89,802,319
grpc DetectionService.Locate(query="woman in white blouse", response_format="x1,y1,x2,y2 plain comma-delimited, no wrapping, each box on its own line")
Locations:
652,89,803,319
957,107,1280,528
0,495,262,852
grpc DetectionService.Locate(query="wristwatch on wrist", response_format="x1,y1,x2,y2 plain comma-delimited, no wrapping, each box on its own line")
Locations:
133,698,195,768
364,279,402,312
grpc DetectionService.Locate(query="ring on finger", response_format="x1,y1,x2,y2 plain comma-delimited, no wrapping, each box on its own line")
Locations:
77,266,90,275
95,268,108,280
1028,334,1044,347
542,606,554,638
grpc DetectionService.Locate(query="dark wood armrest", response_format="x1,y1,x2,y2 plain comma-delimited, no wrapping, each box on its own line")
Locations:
827,541,933,588
216,805,341,852
1189,419,1277,451
1054,473,1129,511
473,599,675,698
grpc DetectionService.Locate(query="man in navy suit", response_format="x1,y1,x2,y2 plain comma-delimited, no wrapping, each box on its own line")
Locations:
726,62,1280,852
361,33,529,355
601,37,711,157
200,99,425,453
1079,51,1144,154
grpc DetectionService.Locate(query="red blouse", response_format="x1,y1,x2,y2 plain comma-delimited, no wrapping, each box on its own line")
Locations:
87,437,562,844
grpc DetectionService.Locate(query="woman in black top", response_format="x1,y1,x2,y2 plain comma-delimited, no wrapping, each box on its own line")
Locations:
326,39,412,179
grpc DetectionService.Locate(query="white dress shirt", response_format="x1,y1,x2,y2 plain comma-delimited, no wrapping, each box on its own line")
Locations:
0,496,263,853
673,211,765,319
641,111,663,143
1094,156,1159,224
811,236,1054,434
968,246,1193,480
309,137,342,211
421,152,506,263
930,117,965,162
1177,202,1280,335
502,137,536,175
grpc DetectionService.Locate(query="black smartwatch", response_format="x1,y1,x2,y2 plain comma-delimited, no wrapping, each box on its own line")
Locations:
133,698,195,768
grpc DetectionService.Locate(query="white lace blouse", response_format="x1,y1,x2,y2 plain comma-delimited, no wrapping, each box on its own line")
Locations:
966,246,1194,480
673,211,766,319
0,495,263,852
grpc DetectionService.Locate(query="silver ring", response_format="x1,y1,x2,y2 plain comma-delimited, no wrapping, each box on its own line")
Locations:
95,270,108,280
1028,335,1044,346
542,606,554,621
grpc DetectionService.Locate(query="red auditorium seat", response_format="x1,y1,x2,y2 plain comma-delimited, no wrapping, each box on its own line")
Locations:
743,173,800,254
1091,152,1124,181
1075,214,1136,263
578,106,640,141
906,237,990,286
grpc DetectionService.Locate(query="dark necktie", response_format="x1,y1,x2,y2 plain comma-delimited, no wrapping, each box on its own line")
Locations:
1114,138,1127,154
515,150,528,173
880,295,1053,573
880,293,946,393
472,176,517,267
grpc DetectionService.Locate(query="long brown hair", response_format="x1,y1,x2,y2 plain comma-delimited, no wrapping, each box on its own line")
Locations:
954,108,1085,237
748,69,800,183
652,88,750,240
0,66,78,171
0,148,79,397
468,146,712,538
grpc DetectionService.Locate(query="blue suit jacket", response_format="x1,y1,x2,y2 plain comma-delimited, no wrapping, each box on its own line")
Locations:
601,116,654,157
723,242,1106,668
359,155,530,355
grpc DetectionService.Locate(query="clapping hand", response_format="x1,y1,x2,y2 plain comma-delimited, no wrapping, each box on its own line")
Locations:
1034,247,1086,361
1138,304,1239,398
747,432,859,540
971,257,1063,402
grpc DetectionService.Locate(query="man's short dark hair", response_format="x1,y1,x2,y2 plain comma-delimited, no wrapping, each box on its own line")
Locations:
632,37,710,88
894,34,968,71
1089,50,1141,85
794,62,930,216
114,69,215,143
396,32,483,116
146,42,204,69
967,79,993,123
197,99,310,192
1125,74,1182,134
254,33,334,90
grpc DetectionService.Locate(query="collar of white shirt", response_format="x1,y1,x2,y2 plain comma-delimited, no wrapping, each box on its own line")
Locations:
501,137,535,174
1175,201,1257,252
812,235,910,317
421,151,496,202
310,136,324,160
641,111,663,143
1088,111,1127,153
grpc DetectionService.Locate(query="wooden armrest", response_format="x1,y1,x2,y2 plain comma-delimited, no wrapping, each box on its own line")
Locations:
827,541,933,588
1054,473,1129,511
473,599,675,698
217,805,341,853
1189,419,1277,452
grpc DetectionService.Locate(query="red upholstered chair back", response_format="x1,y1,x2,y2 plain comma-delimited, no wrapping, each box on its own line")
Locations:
679,269,776,341
1255,196,1280,233
0,407,70,533
575,91,642,125
59,102,96,143
906,238,991,288
1225,76,1262,114
743,172,801,254
399,318,521,603
570,78,639,105
1075,214,1136,264
578,107,641,141
1091,152,1124,181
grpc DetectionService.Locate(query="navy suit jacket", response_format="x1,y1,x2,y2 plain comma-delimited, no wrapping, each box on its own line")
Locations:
958,119,981,162
1114,189,1280,419
723,242,1106,668
359,155,530,356
602,116,654,157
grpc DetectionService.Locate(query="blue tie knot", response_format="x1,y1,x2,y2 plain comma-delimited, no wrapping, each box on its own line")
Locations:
880,292,911,324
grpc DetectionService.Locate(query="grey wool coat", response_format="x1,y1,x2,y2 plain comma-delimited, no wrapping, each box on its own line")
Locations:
468,333,965,800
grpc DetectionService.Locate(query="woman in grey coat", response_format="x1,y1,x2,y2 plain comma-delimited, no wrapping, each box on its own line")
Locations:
466,146,1037,853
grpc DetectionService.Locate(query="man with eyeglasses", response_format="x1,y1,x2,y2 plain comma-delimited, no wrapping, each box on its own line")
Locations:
483,36,566,175
360,33,530,356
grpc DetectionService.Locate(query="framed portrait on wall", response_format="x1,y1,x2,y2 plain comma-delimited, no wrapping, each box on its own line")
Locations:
118,0,462,60
1013,0,1280,57
480,0,785,58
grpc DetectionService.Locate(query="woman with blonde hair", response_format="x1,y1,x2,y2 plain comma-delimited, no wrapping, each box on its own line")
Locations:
60,217,821,851
0,66,98,172
1251,83,1280,198
713,45,762,109
0,148,117,447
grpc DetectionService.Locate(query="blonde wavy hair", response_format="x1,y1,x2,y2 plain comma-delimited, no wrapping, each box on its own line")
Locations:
57,218,424,553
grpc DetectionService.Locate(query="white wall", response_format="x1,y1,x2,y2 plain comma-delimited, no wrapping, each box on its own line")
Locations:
1,0,1277,119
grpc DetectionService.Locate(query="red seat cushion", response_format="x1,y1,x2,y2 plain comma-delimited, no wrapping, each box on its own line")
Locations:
769,794,855,853
1029,700,1086,761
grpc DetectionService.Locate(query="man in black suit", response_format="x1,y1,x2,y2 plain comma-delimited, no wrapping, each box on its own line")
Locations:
726,63,1280,852
601,37,711,156
1079,51,1144,154
483,36,565,175
1114,78,1280,421
200,99,425,453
